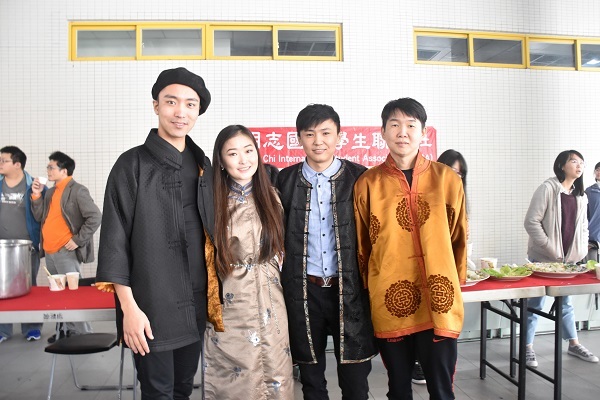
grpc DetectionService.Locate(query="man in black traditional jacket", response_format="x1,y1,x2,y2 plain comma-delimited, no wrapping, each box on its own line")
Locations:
276,104,377,400
96,67,223,399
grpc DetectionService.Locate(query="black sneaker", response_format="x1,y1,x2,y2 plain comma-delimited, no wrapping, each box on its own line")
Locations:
411,362,426,385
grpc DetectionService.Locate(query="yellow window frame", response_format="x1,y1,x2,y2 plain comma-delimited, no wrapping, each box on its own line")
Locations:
273,24,342,61
136,23,206,60
469,33,526,69
577,39,600,72
70,21,343,62
70,23,137,61
526,37,576,71
207,24,274,60
413,30,469,66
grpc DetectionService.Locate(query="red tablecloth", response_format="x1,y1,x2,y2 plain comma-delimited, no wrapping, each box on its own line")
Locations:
0,286,115,311
461,271,600,293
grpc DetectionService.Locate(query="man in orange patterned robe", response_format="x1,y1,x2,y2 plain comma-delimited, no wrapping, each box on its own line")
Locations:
353,98,467,400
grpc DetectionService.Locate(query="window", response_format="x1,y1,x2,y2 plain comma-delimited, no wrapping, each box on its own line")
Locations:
140,27,203,59
528,39,575,69
415,33,469,64
276,28,339,59
580,42,600,70
415,29,600,72
210,27,273,58
70,22,342,61
471,36,525,67
73,28,136,60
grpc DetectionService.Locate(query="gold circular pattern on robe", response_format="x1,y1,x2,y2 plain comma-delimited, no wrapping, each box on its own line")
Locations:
395,196,431,232
446,204,455,228
384,280,421,318
427,274,454,314
369,212,381,244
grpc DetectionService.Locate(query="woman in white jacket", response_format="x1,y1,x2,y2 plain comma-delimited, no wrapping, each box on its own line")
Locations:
523,150,597,367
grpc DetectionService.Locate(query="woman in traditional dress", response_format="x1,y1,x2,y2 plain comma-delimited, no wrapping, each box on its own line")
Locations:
203,125,294,399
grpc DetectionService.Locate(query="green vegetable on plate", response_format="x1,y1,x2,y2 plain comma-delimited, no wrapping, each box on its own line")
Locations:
482,264,532,277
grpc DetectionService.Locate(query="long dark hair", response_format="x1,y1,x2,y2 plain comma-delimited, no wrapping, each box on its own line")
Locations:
212,125,285,277
554,150,585,196
437,149,468,195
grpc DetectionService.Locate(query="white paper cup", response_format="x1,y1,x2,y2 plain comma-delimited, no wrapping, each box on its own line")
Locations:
66,272,80,290
38,176,48,185
480,257,498,270
49,274,67,291
596,264,600,280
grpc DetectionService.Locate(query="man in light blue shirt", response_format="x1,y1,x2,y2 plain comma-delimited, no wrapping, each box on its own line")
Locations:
277,104,377,400
303,157,341,281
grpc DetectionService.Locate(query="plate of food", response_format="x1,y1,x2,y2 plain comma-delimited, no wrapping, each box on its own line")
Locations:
461,270,490,287
482,265,533,281
526,262,590,279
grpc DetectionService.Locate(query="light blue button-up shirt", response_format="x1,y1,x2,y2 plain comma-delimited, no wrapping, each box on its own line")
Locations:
302,158,342,278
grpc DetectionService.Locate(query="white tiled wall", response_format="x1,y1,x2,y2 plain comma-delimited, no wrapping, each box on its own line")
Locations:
2,0,600,279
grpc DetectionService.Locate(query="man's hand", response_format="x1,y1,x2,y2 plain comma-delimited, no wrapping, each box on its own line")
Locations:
114,284,154,356
31,178,44,195
64,239,79,251
122,306,154,356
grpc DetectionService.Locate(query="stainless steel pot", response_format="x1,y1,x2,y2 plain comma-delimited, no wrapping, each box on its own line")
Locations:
0,239,33,299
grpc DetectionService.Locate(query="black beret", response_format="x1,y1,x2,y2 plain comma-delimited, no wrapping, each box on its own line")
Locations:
151,67,211,115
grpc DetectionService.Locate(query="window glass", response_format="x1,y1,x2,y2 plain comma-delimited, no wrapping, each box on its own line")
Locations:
277,30,336,57
77,30,135,58
416,35,468,62
529,41,574,67
581,43,600,68
141,29,202,56
213,30,272,57
473,38,523,65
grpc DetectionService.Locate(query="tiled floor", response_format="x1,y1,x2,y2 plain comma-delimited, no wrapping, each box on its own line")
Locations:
1,322,600,399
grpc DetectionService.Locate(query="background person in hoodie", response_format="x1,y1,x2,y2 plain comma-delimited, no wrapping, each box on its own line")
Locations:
0,146,46,343
585,162,600,257
524,150,598,368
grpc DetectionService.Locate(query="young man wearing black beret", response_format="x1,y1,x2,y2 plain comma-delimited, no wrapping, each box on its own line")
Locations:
96,67,223,398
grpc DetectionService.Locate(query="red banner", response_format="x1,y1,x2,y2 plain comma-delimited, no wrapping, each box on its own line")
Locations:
249,126,437,168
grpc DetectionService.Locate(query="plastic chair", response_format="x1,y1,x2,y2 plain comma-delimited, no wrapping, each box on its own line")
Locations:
45,334,136,396
44,277,137,399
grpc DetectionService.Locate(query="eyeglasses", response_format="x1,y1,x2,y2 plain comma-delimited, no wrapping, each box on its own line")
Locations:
0,159,13,164
568,159,585,167
46,165,60,171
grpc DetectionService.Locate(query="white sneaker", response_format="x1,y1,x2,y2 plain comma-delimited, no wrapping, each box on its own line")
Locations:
0,335,7,344
526,347,538,368
568,344,599,363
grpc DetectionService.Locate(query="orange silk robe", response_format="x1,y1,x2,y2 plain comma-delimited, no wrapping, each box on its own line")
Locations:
353,153,467,339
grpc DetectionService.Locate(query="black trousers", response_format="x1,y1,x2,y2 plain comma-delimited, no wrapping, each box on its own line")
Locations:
298,281,372,400
377,329,457,400
134,337,202,400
